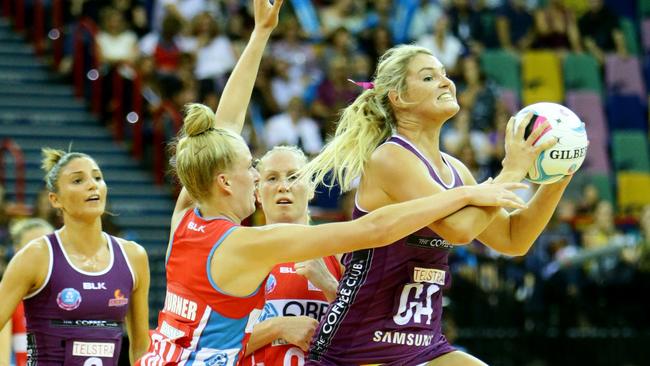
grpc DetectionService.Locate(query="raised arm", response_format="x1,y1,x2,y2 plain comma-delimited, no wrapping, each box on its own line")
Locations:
172,0,283,218
426,115,557,244
430,114,558,244
172,187,194,218
212,181,527,296
367,136,571,256
475,174,572,256
214,0,283,133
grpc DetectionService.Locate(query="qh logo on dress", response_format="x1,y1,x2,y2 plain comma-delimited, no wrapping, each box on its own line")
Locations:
57,288,82,311
108,289,129,307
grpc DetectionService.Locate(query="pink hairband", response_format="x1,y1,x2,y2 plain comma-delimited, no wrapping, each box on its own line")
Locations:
348,79,374,90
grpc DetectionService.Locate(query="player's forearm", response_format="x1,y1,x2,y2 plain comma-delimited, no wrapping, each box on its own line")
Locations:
360,188,472,247
130,340,148,365
245,317,282,356
319,276,338,303
432,169,522,244
126,317,149,364
0,322,11,365
431,205,500,244
509,177,572,252
215,30,271,133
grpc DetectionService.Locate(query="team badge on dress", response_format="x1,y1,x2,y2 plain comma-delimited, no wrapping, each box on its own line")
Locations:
108,289,129,307
205,352,228,366
266,274,277,294
57,288,82,311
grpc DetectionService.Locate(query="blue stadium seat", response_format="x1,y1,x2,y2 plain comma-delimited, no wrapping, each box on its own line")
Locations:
606,95,647,131
606,0,637,19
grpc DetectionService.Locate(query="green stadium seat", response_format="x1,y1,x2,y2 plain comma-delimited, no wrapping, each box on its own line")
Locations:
563,53,603,93
621,18,640,55
611,131,650,172
641,0,650,16
588,172,615,204
480,49,521,93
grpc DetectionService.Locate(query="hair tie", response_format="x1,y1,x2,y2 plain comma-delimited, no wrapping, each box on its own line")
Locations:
194,127,216,137
348,79,375,90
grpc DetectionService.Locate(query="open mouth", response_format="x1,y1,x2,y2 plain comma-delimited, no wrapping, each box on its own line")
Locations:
276,198,293,205
85,194,100,202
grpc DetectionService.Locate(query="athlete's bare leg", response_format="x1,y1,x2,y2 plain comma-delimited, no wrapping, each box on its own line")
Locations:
423,350,488,366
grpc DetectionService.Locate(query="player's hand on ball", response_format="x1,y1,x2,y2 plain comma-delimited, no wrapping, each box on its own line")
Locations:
276,316,319,351
465,180,529,209
502,112,558,180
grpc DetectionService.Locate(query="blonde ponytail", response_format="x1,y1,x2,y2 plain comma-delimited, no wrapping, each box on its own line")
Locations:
300,45,432,191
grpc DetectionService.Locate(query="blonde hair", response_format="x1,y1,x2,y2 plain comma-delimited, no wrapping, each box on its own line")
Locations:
257,145,314,193
10,218,54,247
256,145,308,172
41,148,93,192
300,45,432,191
173,103,246,201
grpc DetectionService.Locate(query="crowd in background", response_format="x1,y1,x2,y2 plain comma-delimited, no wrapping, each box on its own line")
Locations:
1,0,650,364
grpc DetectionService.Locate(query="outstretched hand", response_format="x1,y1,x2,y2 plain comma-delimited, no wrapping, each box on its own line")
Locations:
501,112,558,180
253,0,284,34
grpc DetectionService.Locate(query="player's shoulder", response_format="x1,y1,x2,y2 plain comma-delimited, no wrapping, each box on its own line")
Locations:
368,140,422,174
16,237,51,263
115,237,148,262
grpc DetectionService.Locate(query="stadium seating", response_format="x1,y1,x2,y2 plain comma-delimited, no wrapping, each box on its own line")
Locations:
606,94,646,131
589,172,615,204
640,18,650,53
498,88,519,114
566,91,610,173
620,18,641,55
610,130,650,171
605,54,646,99
563,53,603,94
617,171,650,210
522,50,564,105
480,49,521,94
641,0,650,17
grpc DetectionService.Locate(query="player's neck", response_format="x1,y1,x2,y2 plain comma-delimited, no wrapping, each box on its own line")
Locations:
58,219,105,256
396,123,444,166
266,213,309,225
197,204,241,224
